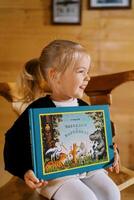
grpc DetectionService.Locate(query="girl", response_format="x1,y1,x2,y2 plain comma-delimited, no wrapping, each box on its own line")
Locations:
4,40,120,200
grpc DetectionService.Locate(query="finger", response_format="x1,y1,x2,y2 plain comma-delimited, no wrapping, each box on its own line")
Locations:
40,179,48,184
26,170,39,183
34,180,48,188
26,179,48,189
38,179,48,187
113,156,119,167
35,181,45,188
113,151,119,167
108,167,113,172
25,179,46,189
113,158,118,167
25,179,37,190
114,163,120,174
41,180,48,187
114,143,118,150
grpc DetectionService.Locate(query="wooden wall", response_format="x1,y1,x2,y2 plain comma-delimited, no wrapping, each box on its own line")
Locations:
0,0,134,172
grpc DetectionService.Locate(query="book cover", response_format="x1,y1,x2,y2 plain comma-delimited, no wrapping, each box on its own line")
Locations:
29,105,114,180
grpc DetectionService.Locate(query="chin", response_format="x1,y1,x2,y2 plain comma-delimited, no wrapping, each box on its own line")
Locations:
75,93,84,99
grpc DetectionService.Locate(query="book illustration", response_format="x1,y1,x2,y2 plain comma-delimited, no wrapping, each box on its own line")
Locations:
39,111,109,174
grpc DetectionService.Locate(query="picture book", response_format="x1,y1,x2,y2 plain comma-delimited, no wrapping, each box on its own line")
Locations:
29,105,114,180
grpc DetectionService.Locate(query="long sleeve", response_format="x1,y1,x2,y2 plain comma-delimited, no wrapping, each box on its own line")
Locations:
3,95,53,180
4,109,33,179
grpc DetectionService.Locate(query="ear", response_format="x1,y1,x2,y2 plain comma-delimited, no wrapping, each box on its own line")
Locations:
48,68,56,80
48,68,61,82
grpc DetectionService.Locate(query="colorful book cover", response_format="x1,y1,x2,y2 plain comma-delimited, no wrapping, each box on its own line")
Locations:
29,105,114,180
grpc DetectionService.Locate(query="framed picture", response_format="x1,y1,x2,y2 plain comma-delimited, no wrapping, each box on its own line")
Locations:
89,0,131,9
52,0,82,24
29,105,114,180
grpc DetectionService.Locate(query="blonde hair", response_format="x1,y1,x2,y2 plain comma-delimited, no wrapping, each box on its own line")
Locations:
16,40,89,103
39,40,89,79
16,58,48,102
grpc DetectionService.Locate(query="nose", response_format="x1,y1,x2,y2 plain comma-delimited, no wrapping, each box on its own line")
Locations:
85,73,90,82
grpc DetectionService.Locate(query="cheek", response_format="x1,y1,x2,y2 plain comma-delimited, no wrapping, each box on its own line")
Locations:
70,81,81,93
72,76,81,87
69,79,78,87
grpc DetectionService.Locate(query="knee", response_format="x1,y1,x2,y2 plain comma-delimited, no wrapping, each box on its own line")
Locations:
105,184,120,200
112,185,120,200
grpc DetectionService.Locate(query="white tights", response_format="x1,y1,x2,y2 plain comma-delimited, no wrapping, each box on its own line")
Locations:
53,171,120,200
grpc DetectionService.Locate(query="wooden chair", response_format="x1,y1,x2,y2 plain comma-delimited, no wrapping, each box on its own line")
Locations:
85,70,134,191
0,70,134,199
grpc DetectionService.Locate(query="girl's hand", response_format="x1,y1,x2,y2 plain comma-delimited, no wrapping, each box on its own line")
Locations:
108,144,120,174
24,170,48,189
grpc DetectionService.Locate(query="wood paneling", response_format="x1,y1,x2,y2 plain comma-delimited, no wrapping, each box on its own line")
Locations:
0,0,134,172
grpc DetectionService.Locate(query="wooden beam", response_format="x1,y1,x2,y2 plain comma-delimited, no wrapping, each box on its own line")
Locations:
85,70,134,96
0,82,13,102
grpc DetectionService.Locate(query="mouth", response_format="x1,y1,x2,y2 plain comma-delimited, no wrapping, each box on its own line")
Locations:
79,85,87,90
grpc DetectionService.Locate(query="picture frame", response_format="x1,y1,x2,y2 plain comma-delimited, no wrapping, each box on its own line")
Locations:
89,0,131,9
29,105,114,180
52,0,82,24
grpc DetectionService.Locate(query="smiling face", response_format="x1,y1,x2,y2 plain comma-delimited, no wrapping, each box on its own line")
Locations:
49,53,91,101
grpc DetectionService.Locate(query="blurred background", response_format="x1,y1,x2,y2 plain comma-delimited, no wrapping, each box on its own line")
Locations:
0,0,134,199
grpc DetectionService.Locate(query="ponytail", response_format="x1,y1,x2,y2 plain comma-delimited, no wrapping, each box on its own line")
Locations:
16,58,48,102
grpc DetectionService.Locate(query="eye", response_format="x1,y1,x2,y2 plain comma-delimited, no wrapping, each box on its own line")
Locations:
77,68,85,74
78,70,84,73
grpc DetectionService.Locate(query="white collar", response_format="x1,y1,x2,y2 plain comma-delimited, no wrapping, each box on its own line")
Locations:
52,98,78,107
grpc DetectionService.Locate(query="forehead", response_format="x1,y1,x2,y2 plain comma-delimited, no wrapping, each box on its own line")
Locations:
58,50,91,74
73,52,91,68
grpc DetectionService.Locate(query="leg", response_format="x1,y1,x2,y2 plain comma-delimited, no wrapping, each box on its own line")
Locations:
81,170,120,200
53,178,98,200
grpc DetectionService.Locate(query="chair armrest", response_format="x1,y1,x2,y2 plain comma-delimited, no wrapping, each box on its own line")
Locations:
0,82,13,102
